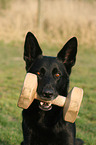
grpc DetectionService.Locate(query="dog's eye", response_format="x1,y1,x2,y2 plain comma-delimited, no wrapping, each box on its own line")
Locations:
37,68,45,77
37,72,40,75
52,68,61,79
55,73,60,78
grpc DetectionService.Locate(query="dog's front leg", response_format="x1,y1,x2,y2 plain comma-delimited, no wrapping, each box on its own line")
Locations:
22,121,32,145
21,141,24,145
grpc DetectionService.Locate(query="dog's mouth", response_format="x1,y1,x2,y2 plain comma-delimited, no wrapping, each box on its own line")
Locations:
39,101,52,111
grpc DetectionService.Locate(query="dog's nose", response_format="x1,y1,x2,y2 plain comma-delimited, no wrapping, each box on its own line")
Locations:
42,89,54,99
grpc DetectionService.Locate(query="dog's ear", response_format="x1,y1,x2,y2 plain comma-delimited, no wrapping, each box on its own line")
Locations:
57,37,77,74
24,32,42,70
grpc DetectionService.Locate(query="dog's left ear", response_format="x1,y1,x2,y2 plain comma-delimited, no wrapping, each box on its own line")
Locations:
24,32,42,70
57,37,77,74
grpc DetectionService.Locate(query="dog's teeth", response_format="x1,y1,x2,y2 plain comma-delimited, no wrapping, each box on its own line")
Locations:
39,101,52,111
40,102,44,105
49,103,51,106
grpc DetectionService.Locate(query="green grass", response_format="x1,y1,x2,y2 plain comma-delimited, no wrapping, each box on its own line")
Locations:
0,41,96,145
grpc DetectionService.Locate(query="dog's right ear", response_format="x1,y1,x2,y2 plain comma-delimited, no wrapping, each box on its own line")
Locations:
24,32,42,70
57,37,77,74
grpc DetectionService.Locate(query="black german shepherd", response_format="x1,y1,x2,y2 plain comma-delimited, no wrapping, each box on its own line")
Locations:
21,32,84,145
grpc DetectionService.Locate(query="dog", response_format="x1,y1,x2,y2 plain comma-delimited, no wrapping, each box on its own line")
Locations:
21,32,84,145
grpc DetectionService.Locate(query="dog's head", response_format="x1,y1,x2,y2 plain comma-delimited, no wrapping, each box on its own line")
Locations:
24,32,77,110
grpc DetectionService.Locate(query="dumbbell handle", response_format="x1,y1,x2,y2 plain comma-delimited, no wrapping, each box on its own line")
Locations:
35,93,66,107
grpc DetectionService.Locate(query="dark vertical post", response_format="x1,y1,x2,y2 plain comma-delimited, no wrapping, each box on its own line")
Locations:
37,0,41,29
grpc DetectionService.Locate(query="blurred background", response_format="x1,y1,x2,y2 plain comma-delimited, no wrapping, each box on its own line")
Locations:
0,0,96,45
0,0,96,145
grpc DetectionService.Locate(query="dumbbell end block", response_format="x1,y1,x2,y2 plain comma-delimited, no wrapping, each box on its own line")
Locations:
17,73,37,109
17,88,36,109
17,96,31,109
63,87,83,123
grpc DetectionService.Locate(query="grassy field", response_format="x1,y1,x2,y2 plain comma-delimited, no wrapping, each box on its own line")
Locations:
0,40,96,145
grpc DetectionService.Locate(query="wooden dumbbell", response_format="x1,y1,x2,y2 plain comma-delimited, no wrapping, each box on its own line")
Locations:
17,73,83,123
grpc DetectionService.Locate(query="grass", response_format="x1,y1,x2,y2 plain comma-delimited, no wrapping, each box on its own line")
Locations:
0,41,24,145
0,40,96,145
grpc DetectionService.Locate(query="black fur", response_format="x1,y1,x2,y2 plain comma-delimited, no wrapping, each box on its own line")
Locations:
21,32,84,145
